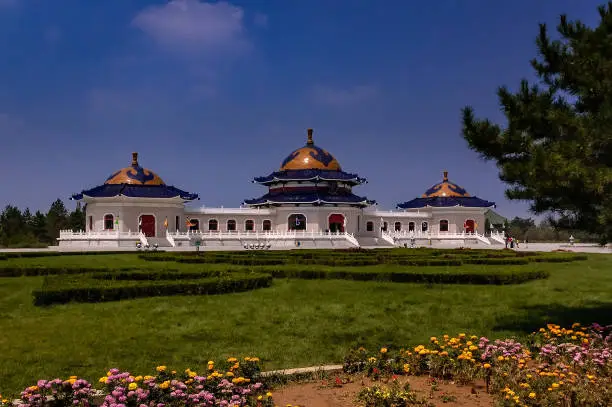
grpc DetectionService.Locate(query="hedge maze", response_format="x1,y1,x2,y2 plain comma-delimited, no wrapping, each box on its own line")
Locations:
0,248,587,306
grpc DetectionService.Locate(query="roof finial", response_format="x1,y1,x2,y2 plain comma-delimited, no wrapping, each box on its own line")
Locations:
132,152,139,166
307,128,314,145
443,170,448,181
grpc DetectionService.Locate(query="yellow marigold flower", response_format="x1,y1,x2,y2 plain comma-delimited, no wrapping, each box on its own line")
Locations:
156,366,167,372
159,381,170,389
226,371,234,377
497,356,505,361
572,322,580,328
430,336,437,342
529,392,536,399
418,349,428,355
266,392,273,398
99,377,107,384
582,339,589,344
106,371,112,377
144,375,154,380
380,347,388,353
403,364,410,373
257,395,263,400
368,357,377,362
227,357,238,363
128,382,137,391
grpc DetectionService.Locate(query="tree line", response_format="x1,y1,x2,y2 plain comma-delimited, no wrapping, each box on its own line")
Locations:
0,199,85,248
495,217,599,243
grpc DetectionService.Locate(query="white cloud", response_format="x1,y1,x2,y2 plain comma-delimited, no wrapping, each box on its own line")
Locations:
131,0,251,56
311,84,379,107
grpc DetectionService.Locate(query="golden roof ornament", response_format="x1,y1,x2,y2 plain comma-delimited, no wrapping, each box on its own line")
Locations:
307,128,314,145
132,152,139,166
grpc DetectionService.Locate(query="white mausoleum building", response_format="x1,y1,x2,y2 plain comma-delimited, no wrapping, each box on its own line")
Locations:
59,129,506,250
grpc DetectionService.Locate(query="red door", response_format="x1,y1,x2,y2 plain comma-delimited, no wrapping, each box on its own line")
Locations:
464,219,475,233
140,215,156,237
328,214,345,233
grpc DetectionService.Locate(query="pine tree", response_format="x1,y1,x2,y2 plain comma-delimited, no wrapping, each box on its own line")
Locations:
68,205,85,232
31,210,49,243
461,3,612,243
46,199,69,244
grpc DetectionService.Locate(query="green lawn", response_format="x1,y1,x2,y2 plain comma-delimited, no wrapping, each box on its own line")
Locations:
1,252,611,397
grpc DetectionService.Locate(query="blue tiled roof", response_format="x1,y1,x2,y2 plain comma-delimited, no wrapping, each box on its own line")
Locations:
397,196,495,209
71,184,199,201
253,169,366,185
244,191,374,206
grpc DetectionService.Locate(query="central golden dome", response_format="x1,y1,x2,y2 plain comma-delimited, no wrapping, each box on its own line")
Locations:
104,152,165,185
279,129,342,171
422,171,470,198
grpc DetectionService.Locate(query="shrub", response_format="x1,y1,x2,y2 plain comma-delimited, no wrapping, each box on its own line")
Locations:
33,272,272,306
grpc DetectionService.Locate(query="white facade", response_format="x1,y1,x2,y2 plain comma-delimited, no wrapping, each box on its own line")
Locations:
59,200,498,250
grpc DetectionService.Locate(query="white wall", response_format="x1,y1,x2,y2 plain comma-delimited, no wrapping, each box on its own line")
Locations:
85,199,185,237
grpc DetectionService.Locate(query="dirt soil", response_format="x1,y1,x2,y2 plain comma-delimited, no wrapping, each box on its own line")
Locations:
273,374,496,407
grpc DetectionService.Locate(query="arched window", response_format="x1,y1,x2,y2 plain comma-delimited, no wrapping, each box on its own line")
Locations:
189,219,200,231
408,222,415,231
227,219,236,231
394,222,402,231
366,221,374,232
245,219,254,231
262,219,272,231
439,219,449,232
208,219,218,231
288,214,306,231
422,221,428,232
104,214,114,230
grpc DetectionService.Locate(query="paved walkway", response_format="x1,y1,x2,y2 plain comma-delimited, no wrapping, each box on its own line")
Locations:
1,243,610,254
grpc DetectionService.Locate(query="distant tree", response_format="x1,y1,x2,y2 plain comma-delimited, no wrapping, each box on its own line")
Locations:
0,205,25,246
31,210,49,243
68,204,85,232
508,217,536,239
46,199,69,244
461,3,612,244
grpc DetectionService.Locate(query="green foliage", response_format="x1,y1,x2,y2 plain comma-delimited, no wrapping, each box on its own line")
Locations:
462,2,612,243
33,272,272,306
0,199,82,247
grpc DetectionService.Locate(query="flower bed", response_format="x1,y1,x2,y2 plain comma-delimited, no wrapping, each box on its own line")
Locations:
343,323,611,406
0,357,276,407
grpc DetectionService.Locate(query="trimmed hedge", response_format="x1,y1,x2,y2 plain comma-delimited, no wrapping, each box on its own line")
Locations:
33,272,272,306
0,251,139,259
264,267,550,285
0,266,149,278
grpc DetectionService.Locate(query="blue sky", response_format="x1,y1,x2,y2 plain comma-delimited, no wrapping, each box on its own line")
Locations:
0,0,603,219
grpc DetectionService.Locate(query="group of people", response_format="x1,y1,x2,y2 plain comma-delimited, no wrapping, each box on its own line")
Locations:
505,235,527,249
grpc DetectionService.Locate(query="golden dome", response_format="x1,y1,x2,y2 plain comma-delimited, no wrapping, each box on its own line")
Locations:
422,171,471,198
104,152,165,185
280,129,342,171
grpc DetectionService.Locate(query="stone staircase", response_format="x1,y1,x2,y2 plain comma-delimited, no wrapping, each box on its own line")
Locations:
146,237,173,248
356,236,395,248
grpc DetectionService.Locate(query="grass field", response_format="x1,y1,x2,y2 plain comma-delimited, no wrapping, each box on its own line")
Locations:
1,250,611,397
